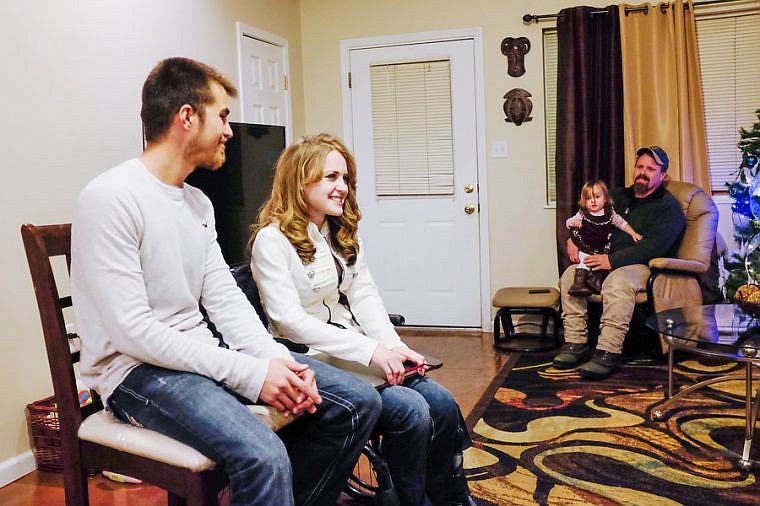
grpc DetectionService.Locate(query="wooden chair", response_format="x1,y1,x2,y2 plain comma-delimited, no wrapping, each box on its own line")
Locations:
21,223,291,505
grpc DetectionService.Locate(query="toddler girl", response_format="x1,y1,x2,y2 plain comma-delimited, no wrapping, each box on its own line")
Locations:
567,179,642,296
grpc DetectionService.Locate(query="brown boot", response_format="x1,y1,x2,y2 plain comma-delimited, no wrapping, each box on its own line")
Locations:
586,270,608,294
568,268,592,297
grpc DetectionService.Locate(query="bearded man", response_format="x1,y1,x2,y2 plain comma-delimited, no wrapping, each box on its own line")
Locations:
553,146,686,380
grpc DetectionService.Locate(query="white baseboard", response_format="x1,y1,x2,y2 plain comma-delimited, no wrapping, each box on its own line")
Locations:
0,450,36,488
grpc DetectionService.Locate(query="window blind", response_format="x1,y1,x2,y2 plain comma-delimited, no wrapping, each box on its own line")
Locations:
370,60,454,196
696,8,760,193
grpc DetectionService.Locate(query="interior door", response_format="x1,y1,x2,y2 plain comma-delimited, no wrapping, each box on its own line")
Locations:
349,39,481,327
239,34,289,128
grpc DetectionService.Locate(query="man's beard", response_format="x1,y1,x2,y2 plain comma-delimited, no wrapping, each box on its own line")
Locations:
188,136,226,171
633,178,649,195
197,151,226,171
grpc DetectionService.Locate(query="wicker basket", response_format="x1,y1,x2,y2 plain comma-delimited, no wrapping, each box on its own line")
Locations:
735,284,760,317
25,396,62,472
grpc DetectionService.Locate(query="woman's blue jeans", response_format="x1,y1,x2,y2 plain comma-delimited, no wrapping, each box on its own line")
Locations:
107,353,381,506
377,374,472,506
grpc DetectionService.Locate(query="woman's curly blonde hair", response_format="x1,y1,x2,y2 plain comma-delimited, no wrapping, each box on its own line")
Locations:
247,133,361,265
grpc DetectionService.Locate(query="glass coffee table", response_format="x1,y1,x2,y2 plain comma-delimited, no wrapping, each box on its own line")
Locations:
647,303,760,469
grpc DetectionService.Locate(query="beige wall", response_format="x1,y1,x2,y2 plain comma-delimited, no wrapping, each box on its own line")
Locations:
0,0,303,481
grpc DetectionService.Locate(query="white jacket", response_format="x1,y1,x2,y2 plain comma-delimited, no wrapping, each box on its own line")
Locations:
251,222,407,366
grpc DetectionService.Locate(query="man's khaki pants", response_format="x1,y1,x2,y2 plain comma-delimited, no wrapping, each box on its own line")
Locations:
559,264,650,354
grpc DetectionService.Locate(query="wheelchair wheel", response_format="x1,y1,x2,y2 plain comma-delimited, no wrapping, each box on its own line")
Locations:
345,441,398,505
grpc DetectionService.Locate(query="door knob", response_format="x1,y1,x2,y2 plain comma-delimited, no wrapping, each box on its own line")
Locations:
464,204,475,215
464,184,474,194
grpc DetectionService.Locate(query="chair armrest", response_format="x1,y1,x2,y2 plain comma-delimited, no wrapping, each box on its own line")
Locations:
648,257,708,274
646,262,704,316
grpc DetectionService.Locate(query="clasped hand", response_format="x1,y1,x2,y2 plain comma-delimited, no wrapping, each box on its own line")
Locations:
371,345,427,386
259,358,322,416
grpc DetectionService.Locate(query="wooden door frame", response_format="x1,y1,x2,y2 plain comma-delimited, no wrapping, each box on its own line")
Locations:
340,28,491,330
236,22,294,144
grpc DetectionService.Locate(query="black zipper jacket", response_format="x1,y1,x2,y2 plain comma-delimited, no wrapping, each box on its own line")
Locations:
608,184,685,269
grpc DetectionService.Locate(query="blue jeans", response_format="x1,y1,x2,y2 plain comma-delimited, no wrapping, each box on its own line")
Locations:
107,354,381,506
377,374,472,506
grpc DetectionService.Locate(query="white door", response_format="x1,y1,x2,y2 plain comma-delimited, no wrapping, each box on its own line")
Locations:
349,39,481,327
238,27,291,134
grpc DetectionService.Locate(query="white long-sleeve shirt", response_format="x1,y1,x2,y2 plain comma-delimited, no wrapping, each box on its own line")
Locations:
251,222,406,366
71,159,291,403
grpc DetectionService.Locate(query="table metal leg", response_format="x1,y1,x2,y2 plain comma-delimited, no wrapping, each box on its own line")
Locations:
651,372,752,421
667,343,674,399
740,363,760,469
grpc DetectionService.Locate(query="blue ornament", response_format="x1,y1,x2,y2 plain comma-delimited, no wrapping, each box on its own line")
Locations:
734,191,753,217
744,152,758,170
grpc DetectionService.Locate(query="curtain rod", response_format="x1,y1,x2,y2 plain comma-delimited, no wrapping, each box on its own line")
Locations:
523,0,735,23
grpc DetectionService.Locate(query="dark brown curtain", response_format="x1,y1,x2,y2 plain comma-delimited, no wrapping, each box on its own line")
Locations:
555,5,625,274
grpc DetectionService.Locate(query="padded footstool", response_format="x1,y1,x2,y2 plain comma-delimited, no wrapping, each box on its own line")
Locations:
492,287,561,352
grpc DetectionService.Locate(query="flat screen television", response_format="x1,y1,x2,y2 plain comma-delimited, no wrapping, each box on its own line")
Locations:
186,122,286,267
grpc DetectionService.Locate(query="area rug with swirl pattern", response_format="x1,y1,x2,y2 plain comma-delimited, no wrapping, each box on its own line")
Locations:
462,352,760,505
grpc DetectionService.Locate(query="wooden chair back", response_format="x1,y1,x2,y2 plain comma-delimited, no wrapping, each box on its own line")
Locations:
21,223,226,506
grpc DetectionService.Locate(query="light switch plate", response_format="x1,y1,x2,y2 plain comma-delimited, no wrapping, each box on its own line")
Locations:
491,140,508,158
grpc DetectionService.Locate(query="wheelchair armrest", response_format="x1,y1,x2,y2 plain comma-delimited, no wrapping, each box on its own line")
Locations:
310,351,442,389
388,313,406,326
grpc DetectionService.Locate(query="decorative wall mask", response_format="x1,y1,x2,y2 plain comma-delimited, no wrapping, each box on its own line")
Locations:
501,37,530,77
503,88,533,126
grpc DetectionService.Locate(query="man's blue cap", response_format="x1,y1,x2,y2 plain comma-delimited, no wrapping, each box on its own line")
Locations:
636,146,669,171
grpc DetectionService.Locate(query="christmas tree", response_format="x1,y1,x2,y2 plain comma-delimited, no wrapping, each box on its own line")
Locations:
720,109,760,301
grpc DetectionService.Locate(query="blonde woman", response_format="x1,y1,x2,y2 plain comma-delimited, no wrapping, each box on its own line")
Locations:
248,133,472,505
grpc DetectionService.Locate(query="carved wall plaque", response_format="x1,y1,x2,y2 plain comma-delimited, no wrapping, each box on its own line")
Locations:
503,88,533,126
501,37,530,77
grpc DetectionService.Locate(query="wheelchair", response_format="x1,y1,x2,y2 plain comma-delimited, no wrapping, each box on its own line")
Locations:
231,264,402,505
345,434,395,504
